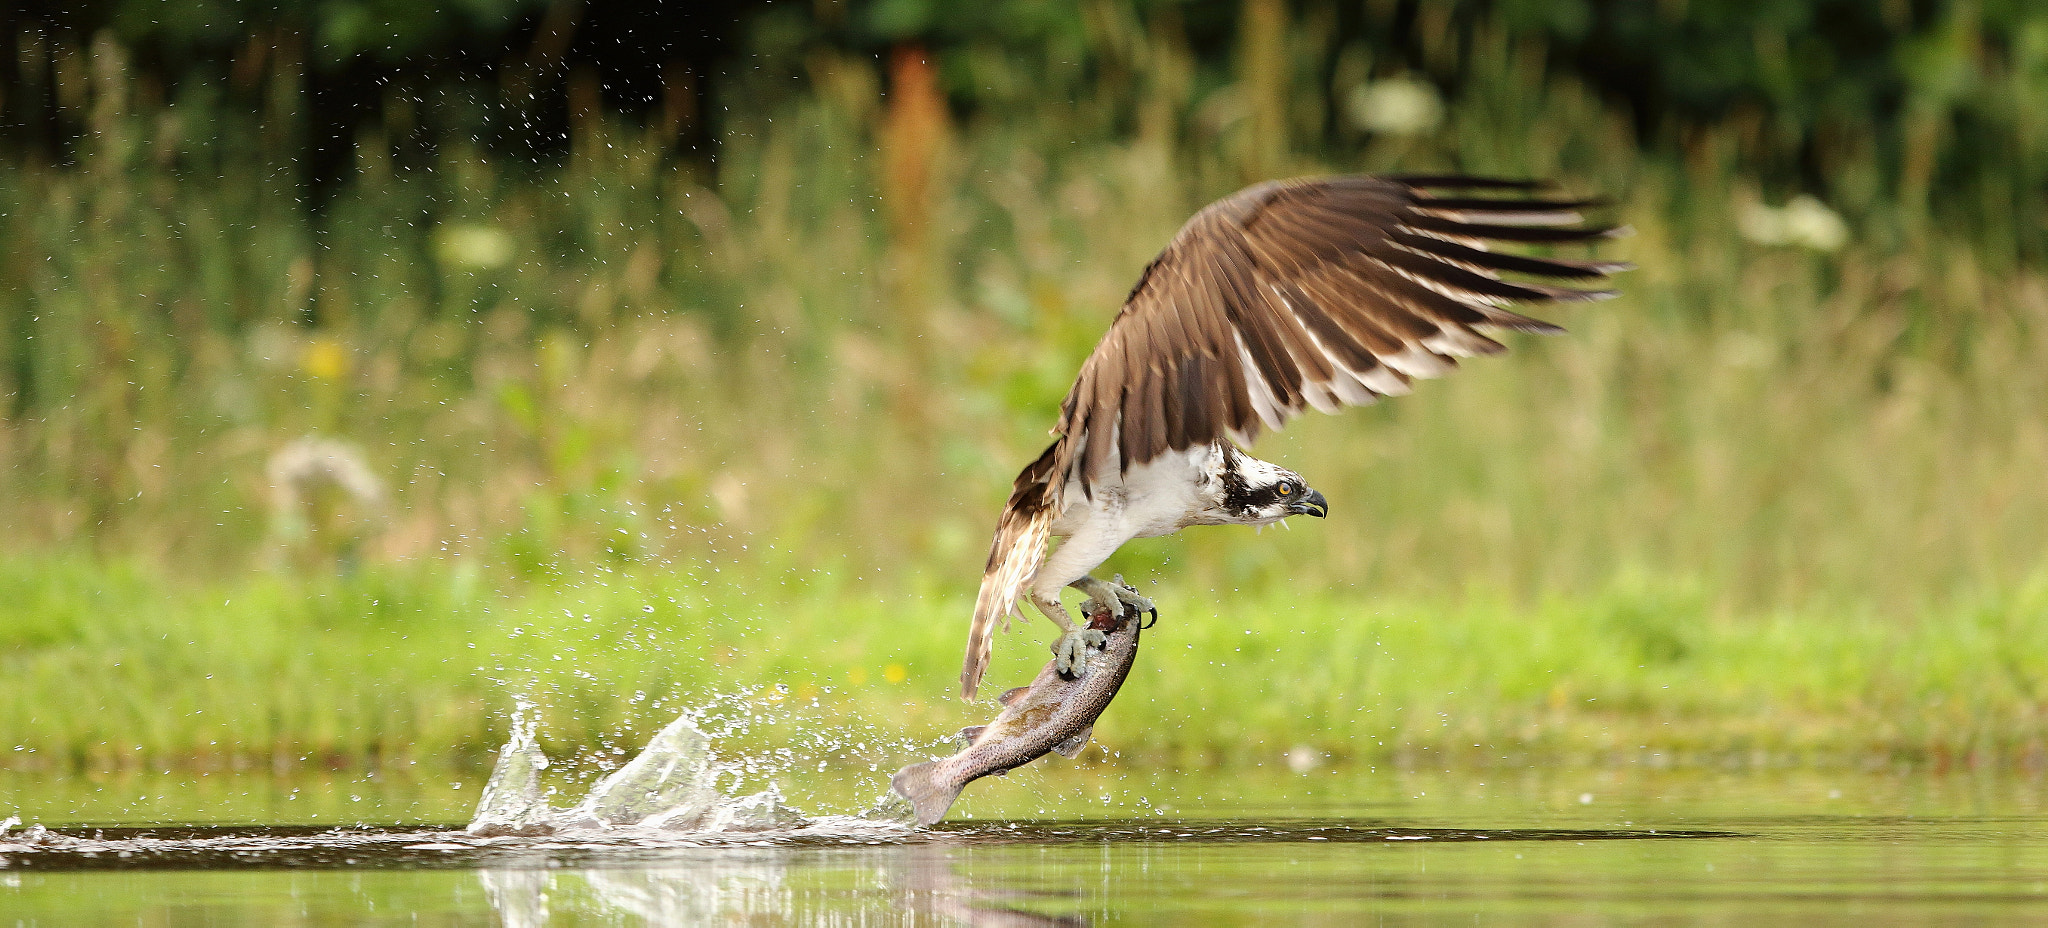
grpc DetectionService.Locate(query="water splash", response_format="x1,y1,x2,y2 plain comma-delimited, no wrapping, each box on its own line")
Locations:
466,699,553,836
575,713,719,826
466,705,913,837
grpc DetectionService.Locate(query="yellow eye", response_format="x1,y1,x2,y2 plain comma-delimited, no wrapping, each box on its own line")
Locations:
1277,485,1292,495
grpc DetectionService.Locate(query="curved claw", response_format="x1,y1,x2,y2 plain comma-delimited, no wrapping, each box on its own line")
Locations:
1106,574,1155,626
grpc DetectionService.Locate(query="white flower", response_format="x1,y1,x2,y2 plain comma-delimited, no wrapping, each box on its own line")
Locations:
1347,77,1444,137
1737,194,1849,251
435,223,515,270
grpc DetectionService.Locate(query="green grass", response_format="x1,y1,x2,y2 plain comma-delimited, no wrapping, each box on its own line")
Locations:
4,22,2048,775
4,554,2043,782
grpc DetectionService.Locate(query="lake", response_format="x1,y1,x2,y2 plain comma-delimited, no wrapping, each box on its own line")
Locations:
5,763,2044,924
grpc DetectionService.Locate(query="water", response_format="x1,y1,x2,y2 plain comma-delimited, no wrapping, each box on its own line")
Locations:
6,760,2045,924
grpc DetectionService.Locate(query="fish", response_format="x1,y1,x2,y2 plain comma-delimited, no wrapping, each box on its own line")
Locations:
891,592,1150,826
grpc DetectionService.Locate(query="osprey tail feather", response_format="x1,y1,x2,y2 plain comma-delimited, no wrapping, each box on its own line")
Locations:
962,442,1060,701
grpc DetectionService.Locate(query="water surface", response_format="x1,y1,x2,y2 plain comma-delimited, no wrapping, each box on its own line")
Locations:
5,766,2044,924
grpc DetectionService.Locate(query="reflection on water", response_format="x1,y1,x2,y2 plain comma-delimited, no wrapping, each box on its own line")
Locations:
10,814,2046,925
0,818,1746,925
4,769,2047,924
892,846,1091,927
480,844,1093,926
468,823,1754,926
477,846,1077,927
480,858,805,927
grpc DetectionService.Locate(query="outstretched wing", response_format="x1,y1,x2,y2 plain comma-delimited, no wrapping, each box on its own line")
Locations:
1051,175,1628,497
962,175,1627,700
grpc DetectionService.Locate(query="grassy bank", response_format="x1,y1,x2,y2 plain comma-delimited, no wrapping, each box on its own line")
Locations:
4,554,2043,784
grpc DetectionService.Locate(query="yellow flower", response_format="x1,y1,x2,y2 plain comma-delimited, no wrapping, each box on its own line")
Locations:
302,337,349,381
883,663,908,684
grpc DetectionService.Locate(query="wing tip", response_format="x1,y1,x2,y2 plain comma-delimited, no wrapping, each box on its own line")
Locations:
1387,174,1552,191
1478,310,1568,335
1545,287,1621,303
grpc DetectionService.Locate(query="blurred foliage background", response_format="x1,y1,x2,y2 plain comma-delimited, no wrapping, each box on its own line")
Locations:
2,0,2046,779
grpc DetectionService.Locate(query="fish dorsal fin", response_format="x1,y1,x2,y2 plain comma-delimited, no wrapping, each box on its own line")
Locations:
955,725,987,745
997,686,1031,707
1052,724,1095,759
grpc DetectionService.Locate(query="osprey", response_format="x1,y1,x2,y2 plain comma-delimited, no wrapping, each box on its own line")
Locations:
960,175,1628,700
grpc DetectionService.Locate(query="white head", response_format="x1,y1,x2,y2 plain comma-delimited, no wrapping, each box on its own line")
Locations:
1200,446,1329,526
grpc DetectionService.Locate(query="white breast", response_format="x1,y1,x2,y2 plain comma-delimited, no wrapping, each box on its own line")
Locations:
1031,444,1223,597
1049,444,1218,540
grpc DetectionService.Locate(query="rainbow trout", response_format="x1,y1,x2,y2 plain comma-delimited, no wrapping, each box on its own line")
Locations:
892,597,1148,826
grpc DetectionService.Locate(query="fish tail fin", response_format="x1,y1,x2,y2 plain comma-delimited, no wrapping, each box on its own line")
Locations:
891,761,963,826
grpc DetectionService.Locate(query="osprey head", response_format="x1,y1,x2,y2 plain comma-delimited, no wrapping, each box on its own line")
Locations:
1213,448,1328,525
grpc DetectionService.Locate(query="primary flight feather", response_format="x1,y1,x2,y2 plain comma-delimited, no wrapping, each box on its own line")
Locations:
961,175,1628,700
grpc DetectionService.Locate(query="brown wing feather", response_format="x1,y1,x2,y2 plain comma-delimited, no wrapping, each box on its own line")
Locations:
1045,174,1627,491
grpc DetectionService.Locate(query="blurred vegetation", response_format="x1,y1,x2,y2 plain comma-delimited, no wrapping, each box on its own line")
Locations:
14,1,2048,257
2,1,2047,774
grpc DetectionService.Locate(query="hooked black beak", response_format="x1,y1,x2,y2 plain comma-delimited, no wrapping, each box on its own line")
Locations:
1289,488,1329,519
